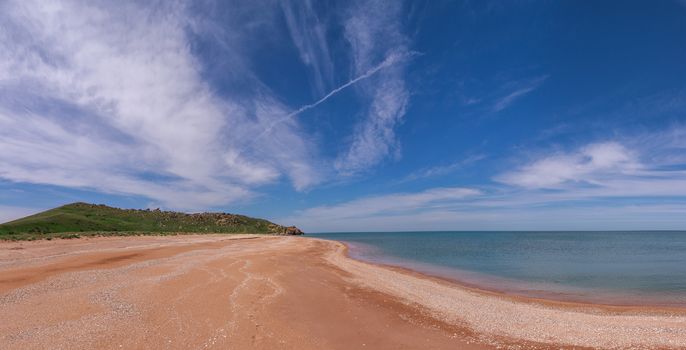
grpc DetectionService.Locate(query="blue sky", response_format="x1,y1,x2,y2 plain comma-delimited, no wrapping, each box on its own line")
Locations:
1,0,686,231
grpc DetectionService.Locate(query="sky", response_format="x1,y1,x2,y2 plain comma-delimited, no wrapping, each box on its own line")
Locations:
1,0,686,232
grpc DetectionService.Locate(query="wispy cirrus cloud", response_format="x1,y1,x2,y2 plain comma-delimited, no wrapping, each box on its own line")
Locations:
0,0,319,209
492,75,548,112
270,0,417,174
280,0,334,95
0,0,419,212
335,0,413,175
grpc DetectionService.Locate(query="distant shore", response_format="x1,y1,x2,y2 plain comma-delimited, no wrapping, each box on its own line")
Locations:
1,235,685,349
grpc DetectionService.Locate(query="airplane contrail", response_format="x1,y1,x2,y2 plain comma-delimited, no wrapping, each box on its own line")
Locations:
254,51,415,140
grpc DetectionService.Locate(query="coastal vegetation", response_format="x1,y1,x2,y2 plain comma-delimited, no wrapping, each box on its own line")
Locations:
0,202,302,240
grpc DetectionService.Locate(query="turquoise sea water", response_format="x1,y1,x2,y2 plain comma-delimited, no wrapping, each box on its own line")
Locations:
312,231,686,306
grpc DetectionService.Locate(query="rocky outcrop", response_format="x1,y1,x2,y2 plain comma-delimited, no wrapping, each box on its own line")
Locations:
268,224,304,235
283,226,304,235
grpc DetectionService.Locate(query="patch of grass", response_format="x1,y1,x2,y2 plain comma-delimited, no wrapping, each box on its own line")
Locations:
0,202,301,241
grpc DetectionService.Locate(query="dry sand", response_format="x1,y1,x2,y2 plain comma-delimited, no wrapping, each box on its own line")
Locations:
1,235,684,349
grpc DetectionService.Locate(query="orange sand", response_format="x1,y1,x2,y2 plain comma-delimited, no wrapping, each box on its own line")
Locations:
1,235,684,349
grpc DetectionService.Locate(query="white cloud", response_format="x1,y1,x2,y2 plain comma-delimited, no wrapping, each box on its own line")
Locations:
334,0,412,175
492,133,686,203
0,0,320,209
496,142,640,189
0,0,421,209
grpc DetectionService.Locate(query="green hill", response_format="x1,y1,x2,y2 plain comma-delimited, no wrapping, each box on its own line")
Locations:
0,202,303,240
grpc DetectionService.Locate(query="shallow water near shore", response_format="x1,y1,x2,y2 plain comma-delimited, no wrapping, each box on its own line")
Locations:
313,231,686,306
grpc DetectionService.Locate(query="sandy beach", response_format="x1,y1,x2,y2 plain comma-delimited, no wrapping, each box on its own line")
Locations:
1,235,685,349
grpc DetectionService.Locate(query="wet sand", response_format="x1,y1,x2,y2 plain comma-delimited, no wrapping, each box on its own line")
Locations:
1,235,685,349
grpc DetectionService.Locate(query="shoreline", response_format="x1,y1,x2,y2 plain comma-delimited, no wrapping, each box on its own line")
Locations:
323,237,686,348
1,235,685,349
336,239,686,311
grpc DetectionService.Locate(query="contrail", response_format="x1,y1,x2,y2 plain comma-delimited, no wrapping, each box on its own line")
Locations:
254,51,415,140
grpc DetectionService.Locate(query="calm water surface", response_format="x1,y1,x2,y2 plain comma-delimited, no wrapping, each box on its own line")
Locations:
312,231,686,306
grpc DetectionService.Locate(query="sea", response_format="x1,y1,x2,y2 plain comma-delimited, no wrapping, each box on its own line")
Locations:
312,231,686,307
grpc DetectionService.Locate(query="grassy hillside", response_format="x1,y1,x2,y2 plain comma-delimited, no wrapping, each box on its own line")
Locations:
0,202,302,240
